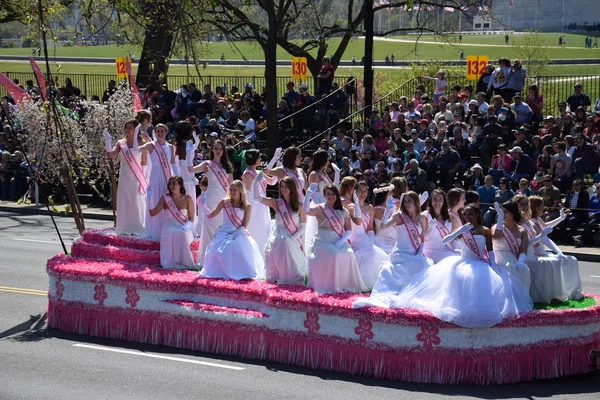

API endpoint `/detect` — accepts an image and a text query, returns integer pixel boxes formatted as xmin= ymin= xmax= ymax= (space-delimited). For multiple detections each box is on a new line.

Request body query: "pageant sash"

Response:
xmin=284 ymin=167 xmax=305 ymax=201
xmin=224 ymin=200 xmax=245 ymax=230
xmin=153 ymin=141 xmax=172 ymax=186
xmin=461 ymin=231 xmax=487 ymax=260
xmin=521 ymin=222 xmax=540 ymax=248
xmin=502 ymin=228 xmax=520 ymax=258
xmin=276 ymin=198 xmax=304 ymax=251
xmin=316 ymin=171 xmax=332 ymax=185
xmin=399 ymin=213 xmax=422 ymax=252
xmin=207 ymin=161 xmax=229 ymax=193
xmin=320 ymin=205 xmax=344 ymax=238
xmin=163 ymin=194 xmax=187 ymax=226
xmin=449 ymin=209 xmax=461 ymax=225
xmin=435 ymin=219 xmax=451 ymax=239
xmin=119 ymin=139 xmax=148 ymax=195
xmin=361 ymin=211 xmax=370 ymax=233
xmin=243 ymin=169 xmax=267 ymax=194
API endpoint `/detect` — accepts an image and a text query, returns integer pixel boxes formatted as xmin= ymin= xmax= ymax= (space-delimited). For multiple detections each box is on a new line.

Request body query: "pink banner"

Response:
xmin=0 ymin=72 xmax=31 ymax=107
xmin=125 ymin=57 xmax=143 ymax=111
xmin=29 ymin=57 xmax=47 ymax=101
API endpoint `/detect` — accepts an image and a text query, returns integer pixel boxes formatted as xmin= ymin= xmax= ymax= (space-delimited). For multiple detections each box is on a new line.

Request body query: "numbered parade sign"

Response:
xmin=291 ymin=57 xmax=308 ymax=80
xmin=466 ymin=55 xmax=488 ymax=81
xmin=116 ymin=57 xmax=129 ymax=79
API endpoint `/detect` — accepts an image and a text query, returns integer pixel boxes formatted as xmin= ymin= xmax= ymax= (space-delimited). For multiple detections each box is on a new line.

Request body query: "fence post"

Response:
xmin=84 ymin=74 xmax=88 ymax=98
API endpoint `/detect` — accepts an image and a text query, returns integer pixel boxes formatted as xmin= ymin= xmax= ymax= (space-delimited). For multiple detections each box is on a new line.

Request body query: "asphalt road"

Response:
xmin=1 ymin=211 xmax=600 ymax=400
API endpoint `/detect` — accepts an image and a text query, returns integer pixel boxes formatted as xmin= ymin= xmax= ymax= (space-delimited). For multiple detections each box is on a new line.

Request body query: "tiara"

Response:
xmin=373 ymin=184 xmax=395 ymax=194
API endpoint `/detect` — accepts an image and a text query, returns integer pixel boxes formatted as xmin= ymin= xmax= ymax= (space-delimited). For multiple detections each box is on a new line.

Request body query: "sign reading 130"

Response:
xmin=291 ymin=57 xmax=307 ymax=80
xmin=466 ymin=55 xmax=489 ymax=80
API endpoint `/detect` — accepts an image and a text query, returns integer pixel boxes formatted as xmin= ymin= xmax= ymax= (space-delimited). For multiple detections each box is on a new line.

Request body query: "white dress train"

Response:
xmin=200 ymin=205 xmax=265 ymax=280
xmin=349 ymin=212 xmax=387 ymax=290
xmin=145 ymin=143 xmax=173 ymax=239
xmin=160 ymin=209 xmax=195 ymax=269
xmin=197 ymin=161 xmax=228 ymax=266
xmin=307 ymin=207 xmax=366 ymax=294
xmin=353 ymin=222 xmax=433 ymax=308
xmin=116 ymin=147 xmax=146 ymax=236
xmin=264 ymin=209 xmax=307 ymax=285
xmin=386 ymin=235 xmax=531 ymax=328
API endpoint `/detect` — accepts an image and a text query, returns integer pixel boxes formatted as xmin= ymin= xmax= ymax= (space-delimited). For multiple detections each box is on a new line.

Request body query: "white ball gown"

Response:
xmin=388 ymin=234 xmax=532 ymax=328
xmin=373 ymin=206 xmax=397 ymax=254
xmin=197 ymin=161 xmax=228 ymax=266
xmin=244 ymin=169 xmax=271 ymax=256
xmin=264 ymin=201 xmax=307 ymax=285
xmin=177 ymin=145 xmax=198 ymax=235
xmin=526 ymin=218 xmax=583 ymax=303
xmin=145 ymin=143 xmax=173 ymax=239
xmin=307 ymin=206 xmax=367 ymax=294
xmin=200 ymin=202 xmax=265 ymax=280
xmin=492 ymin=232 xmax=532 ymax=292
xmin=349 ymin=211 xmax=387 ymax=289
xmin=353 ymin=220 xmax=434 ymax=308
xmin=160 ymin=208 xmax=195 ymax=269
xmin=304 ymin=179 xmax=328 ymax=254
xmin=116 ymin=144 xmax=146 ymax=236
xmin=422 ymin=213 xmax=457 ymax=263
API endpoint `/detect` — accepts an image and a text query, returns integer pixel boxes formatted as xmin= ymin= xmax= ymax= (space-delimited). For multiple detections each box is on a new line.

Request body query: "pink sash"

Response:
xmin=276 ymin=199 xmax=304 ymax=251
xmin=502 ymin=228 xmax=520 ymax=258
xmin=243 ymin=169 xmax=267 ymax=194
xmin=435 ymin=219 xmax=450 ymax=239
xmin=316 ymin=171 xmax=332 ymax=185
xmin=163 ymin=194 xmax=187 ymax=226
xmin=449 ymin=209 xmax=461 ymax=225
xmin=399 ymin=213 xmax=422 ymax=252
xmin=319 ymin=205 xmax=344 ymax=238
xmin=208 ymin=161 xmax=229 ymax=192
xmin=284 ymin=168 xmax=305 ymax=200
xmin=521 ymin=222 xmax=539 ymax=248
xmin=223 ymin=200 xmax=246 ymax=232
xmin=153 ymin=141 xmax=172 ymax=186
xmin=119 ymin=139 xmax=148 ymax=195
xmin=461 ymin=231 xmax=488 ymax=260
xmin=361 ymin=211 xmax=370 ymax=233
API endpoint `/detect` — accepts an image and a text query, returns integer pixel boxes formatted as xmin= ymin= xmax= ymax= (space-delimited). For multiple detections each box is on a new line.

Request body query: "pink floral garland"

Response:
xmin=81 ymin=228 xmax=200 ymax=252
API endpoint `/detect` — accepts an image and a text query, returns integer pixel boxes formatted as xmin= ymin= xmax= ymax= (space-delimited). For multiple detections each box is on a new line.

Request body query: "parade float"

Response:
xmin=46 ymin=228 xmax=600 ymax=385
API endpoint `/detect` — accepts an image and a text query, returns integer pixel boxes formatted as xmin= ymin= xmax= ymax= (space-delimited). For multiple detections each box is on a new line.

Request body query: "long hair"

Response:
xmin=356 ymin=181 xmax=370 ymax=205
xmin=228 ymin=180 xmax=247 ymax=209
xmin=427 ymin=188 xmax=450 ymax=221
xmin=174 ymin=120 xmax=193 ymax=159
xmin=280 ymin=176 xmax=300 ymax=213
xmin=390 ymin=176 xmax=406 ymax=199
xmin=463 ymin=203 xmax=482 ymax=226
xmin=339 ymin=176 xmax=357 ymax=199
xmin=167 ymin=176 xmax=186 ymax=195
xmin=310 ymin=149 xmax=329 ymax=172
xmin=401 ymin=191 xmax=420 ymax=219
xmin=210 ymin=139 xmax=233 ymax=173
xmin=502 ymin=200 xmax=522 ymax=223
xmin=123 ymin=118 xmax=139 ymax=137
xmin=447 ymin=188 xmax=465 ymax=209
xmin=323 ymin=184 xmax=343 ymax=211
xmin=529 ymin=196 xmax=544 ymax=219
xmin=512 ymin=193 xmax=529 ymax=219
xmin=373 ymin=183 xmax=390 ymax=207
xmin=282 ymin=147 xmax=300 ymax=169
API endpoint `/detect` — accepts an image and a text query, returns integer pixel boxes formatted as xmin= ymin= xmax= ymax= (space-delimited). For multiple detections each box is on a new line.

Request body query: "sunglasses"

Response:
xmin=543 ymin=179 xmax=551 ymax=183
xmin=519 ymin=183 xmax=528 ymax=186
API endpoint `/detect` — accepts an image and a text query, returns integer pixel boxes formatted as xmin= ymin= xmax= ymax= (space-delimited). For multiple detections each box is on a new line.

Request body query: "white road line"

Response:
xmin=72 ymin=344 xmax=245 ymax=370
xmin=590 ymin=275 xmax=600 ymax=278
xmin=13 ymin=238 xmax=73 ymax=245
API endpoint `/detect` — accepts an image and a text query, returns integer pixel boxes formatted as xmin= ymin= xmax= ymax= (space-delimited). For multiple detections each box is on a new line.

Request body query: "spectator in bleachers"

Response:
xmin=406 ymin=159 xmax=427 ymax=193
xmin=506 ymin=59 xmax=526 ymax=100
xmin=478 ymin=175 xmax=497 ymax=221
xmin=509 ymin=146 xmax=534 ymax=183
xmin=574 ymin=184 xmax=600 ymax=247
xmin=538 ymin=174 xmax=562 ymax=222
xmin=573 ymin=133 xmax=599 ymax=179
xmin=435 ymin=140 xmax=461 ymax=191
xmin=548 ymin=142 xmax=572 ymax=192
xmin=566 ymin=83 xmax=591 ymax=112
xmin=562 ymin=179 xmax=589 ymax=244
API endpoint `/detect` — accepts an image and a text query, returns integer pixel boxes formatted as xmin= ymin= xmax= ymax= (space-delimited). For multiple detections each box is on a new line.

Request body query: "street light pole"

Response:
xmin=364 ymin=0 xmax=374 ymax=119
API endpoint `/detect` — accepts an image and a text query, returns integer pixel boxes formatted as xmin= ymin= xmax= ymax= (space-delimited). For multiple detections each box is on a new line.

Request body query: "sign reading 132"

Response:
xmin=291 ymin=57 xmax=307 ymax=80
xmin=115 ymin=57 xmax=130 ymax=79
xmin=466 ymin=55 xmax=489 ymax=80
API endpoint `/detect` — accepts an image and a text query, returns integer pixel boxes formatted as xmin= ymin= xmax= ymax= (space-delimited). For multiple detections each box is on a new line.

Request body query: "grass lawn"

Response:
xmin=0 ymin=33 xmax=595 ymax=62
xmin=533 ymin=296 xmax=596 ymax=310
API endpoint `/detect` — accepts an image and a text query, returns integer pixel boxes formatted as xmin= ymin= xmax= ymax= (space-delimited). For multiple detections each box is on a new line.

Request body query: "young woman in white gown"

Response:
xmin=525 ymin=196 xmax=583 ymax=302
xmin=491 ymin=200 xmax=533 ymax=293
xmin=389 ymin=176 xmax=407 ymax=209
xmin=138 ymin=123 xmax=176 ymax=239
xmin=192 ymin=140 xmax=233 ymax=266
xmin=354 ymin=191 xmax=434 ymax=307
xmin=148 ymin=176 xmax=195 ymax=269
xmin=347 ymin=181 xmax=388 ymax=289
xmin=304 ymin=150 xmax=341 ymax=253
xmin=422 ymin=189 xmax=457 ymax=263
xmin=173 ymin=121 xmax=198 ymax=234
xmin=263 ymin=146 xmax=306 ymax=203
xmin=339 ymin=176 xmax=357 ymax=208
xmin=242 ymin=149 xmax=277 ymax=257
xmin=373 ymin=183 xmax=396 ymax=253
xmin=304 ymin=183 xmax=366 ymax=294
xmin=103 ymin=119 xmax=148 ymax=236
xmin=254 ymin=174 xmax=307 ymax=285
xmin=198 ymin=180 xmax=264 ymax=280
xmin=383 ymin=204 xmax=532 ymax=328
xmin=446 ymin=188 xmax=466 ymax=231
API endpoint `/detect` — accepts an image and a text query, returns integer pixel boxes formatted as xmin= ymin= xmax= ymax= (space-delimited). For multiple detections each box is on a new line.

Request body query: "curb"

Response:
xmin=562 ymin=250 xmax=600 ymax=263
xmin=0 ymin=205 xmax=114 ymax=221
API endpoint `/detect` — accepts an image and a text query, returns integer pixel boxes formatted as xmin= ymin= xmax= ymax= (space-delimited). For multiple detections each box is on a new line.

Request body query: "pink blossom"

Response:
xmin=354 ymin=318 xmax=374 ymax=343
xmin=125 ymin=286 xmax=140 ymax=308
xmin=93 ymin=284 xmax=108 ymax=306
xmin=303 ymin=312 xmax=320 ymax=334
xmin=416 ymin=325 xmax=441 ymax=350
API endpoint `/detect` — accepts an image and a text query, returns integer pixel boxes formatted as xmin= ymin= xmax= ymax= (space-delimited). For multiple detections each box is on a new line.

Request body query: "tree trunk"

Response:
xmin=135 ymin=1 xmax=175 ymax=90
xmin=264 ymin=6 xmax=280 ymax=158
xmin=62 ymin=168 xmax=85 ymax=235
